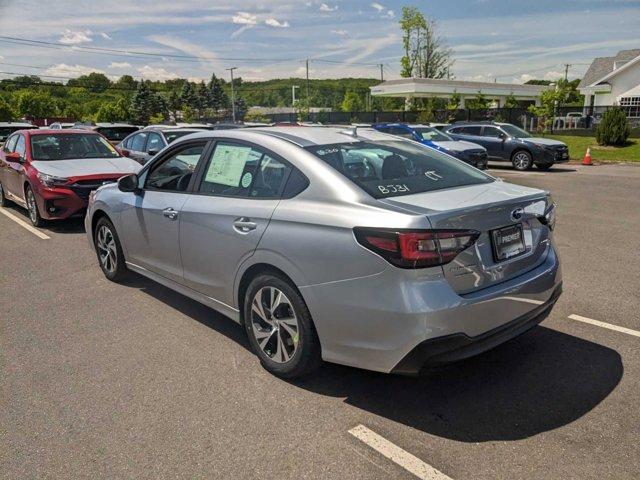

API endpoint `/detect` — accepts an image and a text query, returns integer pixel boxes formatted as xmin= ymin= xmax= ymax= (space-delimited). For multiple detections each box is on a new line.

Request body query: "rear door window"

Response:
xmin=130 ymin=132 xmax=148 ymax=151
xmin=459 ymin=126 xmax=482 ymax=135
xmin=305 ymin=140 xmax=493 ymax=199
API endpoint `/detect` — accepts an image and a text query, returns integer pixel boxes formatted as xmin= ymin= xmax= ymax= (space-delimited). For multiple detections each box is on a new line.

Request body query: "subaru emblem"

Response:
xmin=511 ymin=207 xmax=524 ymax=221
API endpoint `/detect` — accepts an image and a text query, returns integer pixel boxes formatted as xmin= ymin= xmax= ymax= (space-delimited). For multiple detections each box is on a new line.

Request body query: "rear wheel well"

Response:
xmin=237 ymin=263 xmax=298 ymax=326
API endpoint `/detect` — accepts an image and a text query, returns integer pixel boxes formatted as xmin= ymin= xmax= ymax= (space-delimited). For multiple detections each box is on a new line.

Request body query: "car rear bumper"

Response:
xmin=391 ymin=283 xmax=562 ymax=375
xmin=301 ymin=244 xmax=562 ymax=374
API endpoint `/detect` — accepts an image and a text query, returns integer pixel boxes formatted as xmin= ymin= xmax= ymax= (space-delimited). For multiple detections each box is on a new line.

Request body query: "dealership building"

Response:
xmin=370 ymin=78 xmax=551 ymax=107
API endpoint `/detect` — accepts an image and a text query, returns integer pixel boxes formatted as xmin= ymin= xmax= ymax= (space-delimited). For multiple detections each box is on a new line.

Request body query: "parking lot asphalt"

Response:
xmin=1 ymin=163 xmax=639 ymax=480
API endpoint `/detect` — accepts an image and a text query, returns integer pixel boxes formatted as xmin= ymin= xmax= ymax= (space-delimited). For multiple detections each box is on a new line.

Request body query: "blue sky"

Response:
xmin=0 ymin=0 xmax=638 ymax=83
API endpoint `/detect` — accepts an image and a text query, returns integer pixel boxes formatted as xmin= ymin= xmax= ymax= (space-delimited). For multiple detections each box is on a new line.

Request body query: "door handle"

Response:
xmin=163 ymin=207 xmax=179 ymax=220
xmin=233 ymin=218 xmax=257 ymax=232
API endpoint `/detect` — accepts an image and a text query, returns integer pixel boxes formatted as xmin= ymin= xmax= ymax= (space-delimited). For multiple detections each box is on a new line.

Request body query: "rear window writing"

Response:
xmin=305 ymin=140 xmax=493 ymax=199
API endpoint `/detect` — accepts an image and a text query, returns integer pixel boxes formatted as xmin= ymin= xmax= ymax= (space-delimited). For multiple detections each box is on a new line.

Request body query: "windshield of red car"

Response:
xmin=30 ymin=134 xmax=121 ymax=161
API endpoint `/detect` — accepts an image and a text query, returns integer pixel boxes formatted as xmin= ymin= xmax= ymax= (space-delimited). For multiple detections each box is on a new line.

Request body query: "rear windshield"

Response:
xmin=412 ymin=127 xmax=452 ymax=142
xmin=165 ymin=130 xmax=200 ymax=144
xmin=305 ymin=140 xmax=493 ymax=199
xmin=96 ymin=126 xmax=139 ymax=141
xmin=30 ymin=133 xmax=120 ymax=161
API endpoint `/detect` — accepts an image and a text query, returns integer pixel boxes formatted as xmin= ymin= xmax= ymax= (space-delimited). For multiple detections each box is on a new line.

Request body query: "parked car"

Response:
xmin=77 ymin=123 xmax=140 ymax=145
xmin=0 ymin=122 xmax=38 ymax=145
xmin=445 ymin=121 xmax=569 ymax=170
xmin=85 ymin=127 xmax=561 ymax=378
xmin=373 ymin=123 xmax=488 ymax=169
xmin=0 ymin=129 xmax=140 ymax=227
xmin=553 ymin=112 xmax=589 ymax=130
xmin=48 ymin=122 xmax=75 ymax=130
xmin=117 ymin=126 xmax=204 ymax=165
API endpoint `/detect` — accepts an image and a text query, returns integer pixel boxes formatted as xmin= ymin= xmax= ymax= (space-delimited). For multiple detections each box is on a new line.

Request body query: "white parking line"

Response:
xmin=0 ymin=207 xmax=50 ymax=240
xmin=568 ymin=314 xmax=640 ymax=338
xmin=349 ymin=425 xmax=453 ymax=480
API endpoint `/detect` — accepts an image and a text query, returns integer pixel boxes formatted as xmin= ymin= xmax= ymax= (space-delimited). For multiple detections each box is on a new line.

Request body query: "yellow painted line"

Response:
xmin=0 ymin=207 xmax=50 ymax=239
xmin=349 ymin=425 xmax=453 ymax=480
xmin=568 ymin=314 xmax=640 ymax=338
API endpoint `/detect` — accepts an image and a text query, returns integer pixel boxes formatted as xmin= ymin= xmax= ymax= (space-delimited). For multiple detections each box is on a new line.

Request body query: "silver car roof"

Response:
xmin=181 ymin=126 xmax=397 ymax=148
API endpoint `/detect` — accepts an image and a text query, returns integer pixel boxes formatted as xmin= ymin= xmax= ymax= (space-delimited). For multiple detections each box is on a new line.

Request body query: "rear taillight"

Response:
xmin=354 ymin=227 xmax=480 ymax=269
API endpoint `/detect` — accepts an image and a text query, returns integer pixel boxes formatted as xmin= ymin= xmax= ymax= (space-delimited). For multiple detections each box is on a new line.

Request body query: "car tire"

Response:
xmin=536 ymin=163 xmax=553 ymax=171
xmin=512 ymin=150 xmax=533 ymax=171
xmin=25 ymin=186 xmax=45 ymax=227
xmin=93 ymin=216 xmax=129 ymax=282
xmin=0 ymin=181 xmax=12 ymax=207
xmin=244 ymin=273 xmax=322 ymax=378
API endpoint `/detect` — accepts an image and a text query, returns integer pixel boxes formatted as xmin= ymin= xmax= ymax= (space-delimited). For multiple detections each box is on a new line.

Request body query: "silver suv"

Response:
xmin=86 ymin=127 xmax=562 ymax=378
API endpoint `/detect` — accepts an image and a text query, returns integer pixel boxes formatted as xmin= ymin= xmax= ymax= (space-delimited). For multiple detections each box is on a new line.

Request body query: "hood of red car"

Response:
xmin=31 ymin=157 xmax=141 ymax=177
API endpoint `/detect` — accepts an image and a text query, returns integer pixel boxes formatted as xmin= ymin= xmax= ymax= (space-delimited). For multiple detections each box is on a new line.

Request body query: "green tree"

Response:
xmin=180 ymin=81 xmax=197 ymax=110
xmin=96 ymin=98 xmax=129 ymax=122
xmin=207 ymin=73 xmax=229 ymax=110
xmin=195 ymin=81 xmax=210 ymax=118
xmin=68 ymin=72 xmax=112 ymax=93
xmin=0 ymin=96 xmax=16 ymax=121
xmin=596 ymin=107 xmax=631 ymax=146
xmin=400 ymin=6 xmax=452 ymax=79
xmin=16 ymin=90 xmax=58 ymax=118
xmin=62 ymin=103 xmax=83 ymax=121
xmin=130 ymin=81 xmax=157 ymax=124
xmin=114 ymin=75 xmax=137 ymax=91
xmin=341 ymin=91 xmax=365 ymax=112
xmin=504 ymin=93 xmax=519 ymax=108
xmin=467 ymin=91 xmax=490 ymax=109
xmin=166 ymin=89 xmax=182 ymax=122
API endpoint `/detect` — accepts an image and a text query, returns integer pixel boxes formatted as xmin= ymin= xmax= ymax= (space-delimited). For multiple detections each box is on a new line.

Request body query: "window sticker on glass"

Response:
xmin=205 ymin=144 xmax=252 ymax=187
xmin=241 ymin=172 xmax=253 ymax=188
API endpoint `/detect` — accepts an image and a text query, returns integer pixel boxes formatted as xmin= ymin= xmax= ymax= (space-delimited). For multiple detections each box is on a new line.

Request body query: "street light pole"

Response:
xmin=226 ymin=66 xmax=237 ymax=122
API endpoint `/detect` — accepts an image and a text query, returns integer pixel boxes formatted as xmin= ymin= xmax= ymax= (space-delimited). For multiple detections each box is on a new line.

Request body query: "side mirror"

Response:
xmin=6 ymin=152 xmax=24 ymax=164
xmin=118 ymin=173 xmax=140 ymax=193
xmin=147 ymin=148 xmax=159 ymax=156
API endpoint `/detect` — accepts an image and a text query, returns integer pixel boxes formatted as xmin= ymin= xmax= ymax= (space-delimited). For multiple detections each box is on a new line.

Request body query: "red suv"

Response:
xmin=0 ymin=129 xmax=141 ymax=227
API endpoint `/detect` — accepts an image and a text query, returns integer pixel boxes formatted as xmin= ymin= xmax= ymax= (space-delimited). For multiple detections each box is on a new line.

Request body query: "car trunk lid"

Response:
xmin=380 ymin=181 xmax=552 ymax=294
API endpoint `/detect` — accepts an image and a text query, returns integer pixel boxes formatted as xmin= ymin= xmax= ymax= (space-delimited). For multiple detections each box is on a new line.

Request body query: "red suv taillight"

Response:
xmin=354 ymin=227 xmax=480 ymax=269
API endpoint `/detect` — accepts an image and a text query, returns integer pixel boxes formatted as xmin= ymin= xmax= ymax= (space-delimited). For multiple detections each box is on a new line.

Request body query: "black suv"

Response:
xmin=445 ymin=122 xmax=569 ymax=171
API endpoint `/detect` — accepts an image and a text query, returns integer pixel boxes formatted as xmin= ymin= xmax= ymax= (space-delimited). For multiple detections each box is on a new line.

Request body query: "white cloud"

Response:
xmin=137 ymin=65 xmax=179 ymax=81
xmin=384 ymin=10 xmax=394 ymax=18
xmin=331 ymin=29 xmax=348 ymax=36
xmin=265 ymin=18 xmax=290 ymax=28
xmin=232 ymin=11 xmax=258 ymax=25
xmin=319 ymin=3 xmax=337 ymax=12
xmin=371 ymin=2 xmax=384 ymax=13
xmin=370 ymin=3 xmax=393 ymax=18
xmin=59 ymin=29 xmax=93 ymax=45
xmin=147 ymin=35 xmax=217 ymax=61
xmin=100 ymin=32 xmax=112 ymax=40
xmin=108 ymin=61 xmax=132 ymax=69
xmin=45 ymin=63 xmax=105 ymax=77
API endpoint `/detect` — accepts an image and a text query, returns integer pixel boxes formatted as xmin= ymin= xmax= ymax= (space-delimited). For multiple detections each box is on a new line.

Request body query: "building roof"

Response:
xmin=370 ymin=77 xmax=549 ymax=98
xmin=578 ymin=49 xmax=640 ymax=88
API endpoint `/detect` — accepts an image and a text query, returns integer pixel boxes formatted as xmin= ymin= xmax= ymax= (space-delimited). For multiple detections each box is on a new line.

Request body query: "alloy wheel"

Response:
xmin=513 ymin=152 xmax=531 ymax=170
xmin=250 ymin=286 xmax=299 ymax=363
xmin=26 ymin=189 xmax=38 ymax=224
xmin=96 ymin=225 xmax=117 ymax=274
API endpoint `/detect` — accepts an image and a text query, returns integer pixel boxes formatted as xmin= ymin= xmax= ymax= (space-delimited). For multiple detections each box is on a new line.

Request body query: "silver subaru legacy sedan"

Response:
xmin=85 ymin=126 xmax=561 ymax=378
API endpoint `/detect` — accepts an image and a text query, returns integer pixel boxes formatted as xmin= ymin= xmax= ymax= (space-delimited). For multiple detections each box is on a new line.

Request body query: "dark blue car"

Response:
xmin=373 ymin=123 xmax=488 ymax=169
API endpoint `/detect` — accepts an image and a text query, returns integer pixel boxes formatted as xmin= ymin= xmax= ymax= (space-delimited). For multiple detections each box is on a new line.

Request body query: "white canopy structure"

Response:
xmin=370 ymin=78 xmax=550 ymax=107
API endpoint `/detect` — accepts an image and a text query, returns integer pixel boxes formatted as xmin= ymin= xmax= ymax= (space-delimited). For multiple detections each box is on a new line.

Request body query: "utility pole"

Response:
xmin=226 ymin=66 xmax=237 ymax=122
xmin=379 ymin=64 xmax=384 ymax=82
xmin=564 ymin=64 xmax=571 ymax=82
xmin=305 ymin=59 xmax=310 ymax=100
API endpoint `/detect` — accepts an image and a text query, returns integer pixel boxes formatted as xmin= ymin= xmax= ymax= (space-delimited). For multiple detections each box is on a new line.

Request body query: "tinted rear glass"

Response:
xmin=165 ymin=130 xmax=200 ymax=144
xmin=96 ymin=126 xmax=139 ymax=141
xmin=304 ymin=140 xmax=493 ymax=199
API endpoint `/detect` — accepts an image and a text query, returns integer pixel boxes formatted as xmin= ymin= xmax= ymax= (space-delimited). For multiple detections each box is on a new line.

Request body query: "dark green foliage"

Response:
xmin=596 ymin=107 xmax=631 ymax=146
xmin=130 ymin=81 xmax=165 ymax=124
xmin=67 ymin=73 xmax=112 ymax=93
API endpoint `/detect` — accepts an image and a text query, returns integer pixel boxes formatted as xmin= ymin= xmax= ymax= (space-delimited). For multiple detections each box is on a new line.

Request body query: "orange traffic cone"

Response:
xmin=582 ymin=147 xmax=593 ymax=166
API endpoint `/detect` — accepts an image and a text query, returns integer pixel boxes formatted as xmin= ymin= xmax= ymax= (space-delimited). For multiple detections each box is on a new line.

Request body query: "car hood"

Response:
xmin=431 ymin=140 xmax=486 ymax=152
xmin=32 ymin=157 xmax=141 ymax=178
xmin=522 ymin=137 xmax=567 ymax=147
